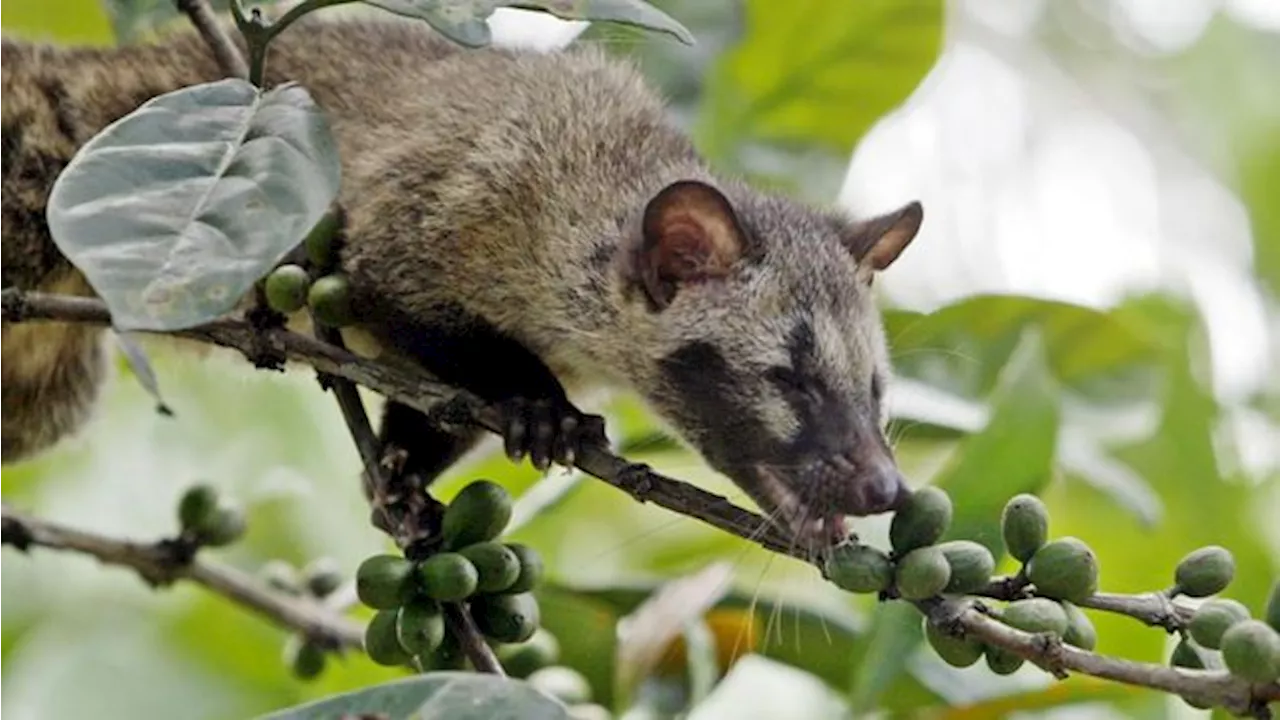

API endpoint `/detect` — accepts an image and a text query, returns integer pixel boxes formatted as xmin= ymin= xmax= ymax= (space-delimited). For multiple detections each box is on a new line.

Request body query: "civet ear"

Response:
xmin=634 ymin=180 xmax=748 ymax=311
xmin=842 ymin=201 xmax=923 ymax=275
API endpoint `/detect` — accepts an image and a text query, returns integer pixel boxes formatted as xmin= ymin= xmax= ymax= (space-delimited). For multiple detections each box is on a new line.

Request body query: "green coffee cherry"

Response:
xmin=936 ymin=540 xmax=996 ymax=594
xmin=1061 ymin=601 xmax=1097 ymax=651
xmin=195 ymin=504 xmax=247 ymax=547
xmin=304 ymin=208 xmax=343 ymax=270
xmin=1027 ymin=537 xmax=1098 ymax=603
xmin=474 ymin=592 xmax=540 ymax=643
xmin=264 ymin=264 xmax=311 ymax=314
xmin=177 ymin=484 xmax=219 ymax=531
xmin=1170 ymin=638 xmax=1207 ymax=670
xmin=503 ymin=543 xmax=544 ymax=595
xmin=889 ymin=486 xmax=952 ymax=554
xmin=365 ymin=609 xmax=412 ymax=667
xmin=418 ymin=553 xmax=479 ymax=602
xmin=283 ymin=635 xmax=326 ymax=680
xmin=460 ymin=542 xmax=521 ymax=594
xmin=823 ymin=543 xmax=892 ymax=594
xmin=1174 ymin=545 xmax=1235 ymax=598
xmin=528 ymin=666 xmax=592 ymax=705
xmin=985 ymin=646 xmax=1024 ymax=675
xmin=1188 ymin=599 xmax=1251 ymax=650
xmin=1266 ymin=580 xmax=1280 ymax=633
xmin=356 ymin=554 xmax=416 ymax=610
xmin=260 ymin=560 xmax=303 ymax=596
xmin=396 ymin=598 xmax=445 ymax=656
xmin=496 ymin=628 xmax=561 ymax=679
xmin=1172 ymin=639 xmax=1216 ymax=709
xmin=302 ymin=557 xmax=343 ymax=598
xmin=423 ymin=630 xmax=469 ymax=671
xmin=308 ymin=274 xmax=355 ymax=328
xmin=1220 ymin=620 xmax=1280 ymax=683
xmin=895 ymin=546 xmax=951 ymax=600
xmin=443 ymin=480 xmax=513 ymax=550
xmin=922 ymin=619 xmax=983 ymax=668
xmin=1002 ymin=598 xmax=1069 ymax=637
xmin=1001 ymin=493 xmax=1049 ymax=562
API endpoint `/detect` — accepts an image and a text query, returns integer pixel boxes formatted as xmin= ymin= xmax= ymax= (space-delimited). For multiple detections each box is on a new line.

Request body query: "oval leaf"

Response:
xmin=505 ymin=0 xmax=693 ymax=44
xmin=47 ymin=78 xmax=341 ymax=331
xmin=361 ymin=0 xmax=495 ymax=47
xmin=256 ymin=672 xmax=571 ymax=720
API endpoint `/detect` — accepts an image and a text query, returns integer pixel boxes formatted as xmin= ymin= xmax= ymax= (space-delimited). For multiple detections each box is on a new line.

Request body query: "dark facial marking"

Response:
xmin=658 ymin=341 xmax=776 ymax=466
xmin=763 ymin=320 xmax=860 ymax=459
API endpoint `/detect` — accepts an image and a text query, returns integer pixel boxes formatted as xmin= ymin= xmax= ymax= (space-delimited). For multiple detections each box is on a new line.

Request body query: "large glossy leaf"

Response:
xmin=884 ymin=294 xmax=1160 ymax=401
xmin=695 ymin=0 xmax=943 ymax=165
xmin=46 ymin=78 xmax=341 ymax=331
xmin=361 ymin=0 xmax=692 ymax=48
xmin=256 ymin=673 xmax=571 ymax=719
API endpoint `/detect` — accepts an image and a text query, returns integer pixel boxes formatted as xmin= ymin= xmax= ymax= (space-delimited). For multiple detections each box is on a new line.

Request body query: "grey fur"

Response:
xmin=1 ymin=16 xmax=922 ymax=539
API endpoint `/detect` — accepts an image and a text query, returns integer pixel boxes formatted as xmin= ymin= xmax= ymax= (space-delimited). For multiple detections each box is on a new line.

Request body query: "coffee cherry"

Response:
xmin=396 ymin=598 xmax=445 ymax=656
xmin=460 ymin=542 xmax=521 ymax=594
xmin=364 ymin=609 xmax=412 ymax=667
xmin=889 ymin=486 xmax=952 ymax=554
xmin=307 ymin=274 xmax=354 ymax=327
xmin=264 ymin=264 xmax=310 ymax=313
xmin=1188 ymin=599 xmax=1250 ymax=650
xmin=496 ymin=628 xmax=561 ymax=679
xmin=1001 ymin=493 xmax=1048 ymax=562
xmin=895 ymin=546 xmax=951 ymax=600
xmin=923 ymin=619 xmax=983 ymax=668
xmin=473 ymin=592 xmax=540 ymax=643
xmin=1174 ymin=545 xmax=1235 ymax=598
xmin=283 ymin=635 xmax=326 ymax=680
xmin=177 ymin=484 xmax=219 ymax=532
xmin=1220 ymin=620 xmax=1280 ymax=683
xmin=1027 ymin=537 xmax=1098 ymax=603
xmin=1061 ymin=601 xmax=1097 ymax=651
xmin=356 ymin=554 xmax=416 ymax=610
xmin=443 ymin=480 xmax=513 ymax=550
xmin=503 ymin=543 xmax=544 ymax=595
xmin=417 ymin=553 xmax=479 ymax=602
xmin=1002 ymin=598 xmax=1069 ymax=637
xmin=936 ymin=540 xmax=995 ymax=594
xmin=824 ymin=543 xmax=892 ymax=594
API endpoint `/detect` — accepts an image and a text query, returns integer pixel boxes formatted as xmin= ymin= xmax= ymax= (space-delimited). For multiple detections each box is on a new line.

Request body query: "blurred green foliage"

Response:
xmin=3 ymin=1 xmax=1278 ymax=719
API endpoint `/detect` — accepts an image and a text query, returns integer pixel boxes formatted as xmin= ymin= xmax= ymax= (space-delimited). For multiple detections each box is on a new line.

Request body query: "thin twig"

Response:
xmin=8 ymin=289 xmax=1277 ymax=714
xmin=976 ymin=578 xmax=1196 ymax=632
xmin=920 ymin=597 xmax=1279 ymax=719
xmin=108 ymin=0 xmax=506 ymax=671
xmin=311 ymin=321 xmax=505 ymax=676
xmin=0 ymin=290 xmax=795 ymax=558
xmin=1 ymin=504 xmax=364 ymax=649
xmin=174 ymin=0 xmax=249 ymax=78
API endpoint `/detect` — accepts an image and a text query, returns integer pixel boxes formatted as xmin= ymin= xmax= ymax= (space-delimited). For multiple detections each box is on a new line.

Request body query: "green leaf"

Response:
xmin=255 ymin=672 xmax=572 ymax=719
xmin=934 ymin=328 xmax=1061 ymax=554
xmin=696 ymin=0 xmax=943 ymax=165
xmin=360 ymin=0 xmax=692 ymax=48
xmin=847 ymin=601 xmax=923 ymax=711
xmin=46 ymin=78 xmax=341 ymax=331
xmin=884 ymin=294 xmax=1159 ymax=400
xmin=1 ymin=0 xmax=115 ymax=45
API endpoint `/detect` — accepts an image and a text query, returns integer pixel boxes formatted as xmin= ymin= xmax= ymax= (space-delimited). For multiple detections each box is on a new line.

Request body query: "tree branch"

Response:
xmin=977 ymin=578 xmax=1196 ymax=632
xmin=0 ymin=289 xmax=795 ymax=558
xmin=174 ymin=0 xmax=249 ymax=78
xmin=7 ymin=288 xmax=1278 ymax=715
xmin=921 ymin=597 xmax=1279 ymax=719
xmin=1 ymin=504 xmax=364 ymax=649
